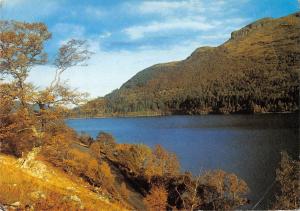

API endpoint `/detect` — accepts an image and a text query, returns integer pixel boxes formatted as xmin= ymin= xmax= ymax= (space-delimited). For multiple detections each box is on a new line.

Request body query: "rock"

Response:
xmin=30 ymin=191 xmax=46 ymax=200
xmin=63 ymin=195 xmax=82 ymax=203
xmin=18 ymin=147 xmax=48 ymax=179
xmin=70 ymin=195 xmax=81 ymax=203
xmin=62 ymin=195 xmax=84 ymax=209
xmin=11 ymin=201 xmax=20 ymax=207
xmin=0 ymin=204 xmax=6 ymax=211
xmin=231 ymin=17 xmax=273 ymax=40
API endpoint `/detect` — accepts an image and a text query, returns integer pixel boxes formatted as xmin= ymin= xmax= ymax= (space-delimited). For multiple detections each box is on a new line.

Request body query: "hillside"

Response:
xmin=0 ymin=151 xmax=125 ymax=210
xmin=75 ymin=12 xmax=300 ymax=117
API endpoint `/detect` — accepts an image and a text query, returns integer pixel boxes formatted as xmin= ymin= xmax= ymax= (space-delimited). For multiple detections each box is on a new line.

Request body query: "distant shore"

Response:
xmin=67 ymin=110 xmax=298 ymax=120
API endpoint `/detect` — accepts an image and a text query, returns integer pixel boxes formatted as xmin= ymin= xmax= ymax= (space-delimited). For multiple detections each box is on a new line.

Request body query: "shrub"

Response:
xmin=144 ymin=185 xmax=168 ymax=211
xmin=0 ymin=108 xmax=38 ymax=157
xmin=273 ymin=151 xmax=299 ymax=209
xmin=164 ymin=170 xmax=249 ymax=210
xmin=78 ymin=133 xmax=93 ymax=146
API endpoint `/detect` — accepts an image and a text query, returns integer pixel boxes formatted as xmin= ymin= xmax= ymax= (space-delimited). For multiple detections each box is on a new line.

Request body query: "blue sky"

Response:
xmin=1 ymin=0 xmax=299 ymax=97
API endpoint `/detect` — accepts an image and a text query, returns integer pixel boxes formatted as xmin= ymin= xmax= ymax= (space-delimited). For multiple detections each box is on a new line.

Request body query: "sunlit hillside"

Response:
xmin=0 ymin=152 xmax=126 ymax=210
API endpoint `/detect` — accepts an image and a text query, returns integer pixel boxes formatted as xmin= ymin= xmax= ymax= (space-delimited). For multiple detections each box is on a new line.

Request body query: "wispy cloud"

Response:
xmin=122 ymin=0 xmax=248 ymax=40
xmin=135 ymin=0 xmax=205 ymax=15
xmin=130 ymin=0 xmax=238 ymax=16
xmin=124 ymin=17 xmax=216 ymax=40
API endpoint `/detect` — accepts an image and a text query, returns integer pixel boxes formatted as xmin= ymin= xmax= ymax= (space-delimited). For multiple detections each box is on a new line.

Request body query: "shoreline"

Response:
xmin=66 ymin=111 xmax=298 ymax=120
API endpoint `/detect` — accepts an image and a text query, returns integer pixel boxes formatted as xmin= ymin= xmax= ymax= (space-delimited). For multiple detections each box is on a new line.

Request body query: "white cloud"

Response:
xmin=135 ymin=0 xmax=205 ymax=15
xmin=122 ymin=0 xmax=248 ymax=40
xmin=124 ymin=17 xmax=216 ymax=40
xmin=131 ymin=0 xmax=243 ymax=16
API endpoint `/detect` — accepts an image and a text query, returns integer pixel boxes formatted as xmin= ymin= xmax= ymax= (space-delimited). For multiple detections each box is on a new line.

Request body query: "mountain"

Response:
xmin=75 ymin=12 xmax=300 ymax=117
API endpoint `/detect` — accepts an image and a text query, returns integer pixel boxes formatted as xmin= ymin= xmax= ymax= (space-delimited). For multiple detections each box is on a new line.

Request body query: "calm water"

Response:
xmin=66 ymin=114 xmax=299 ymax=209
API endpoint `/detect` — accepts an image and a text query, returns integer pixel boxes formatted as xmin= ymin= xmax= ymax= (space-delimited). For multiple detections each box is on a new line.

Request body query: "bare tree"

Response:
xmin=50 ymin=39 xmax=92 ymax=89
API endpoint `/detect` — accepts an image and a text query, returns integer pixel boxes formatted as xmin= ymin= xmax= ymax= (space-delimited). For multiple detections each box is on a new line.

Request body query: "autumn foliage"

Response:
xmin=144 ymin=186 xmax=168 ymax=211
xmin=273 ymin=151 xmax=299 ymax=209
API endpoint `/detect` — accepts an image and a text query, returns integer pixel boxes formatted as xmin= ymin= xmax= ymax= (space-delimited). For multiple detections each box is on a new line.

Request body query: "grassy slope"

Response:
xmin=0 ymin=153 xmax=126 ymax=211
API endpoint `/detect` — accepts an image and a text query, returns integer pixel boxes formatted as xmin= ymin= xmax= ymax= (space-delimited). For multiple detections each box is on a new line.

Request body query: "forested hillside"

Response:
xmin=76 ymin=12 xmax=300 ymax=117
